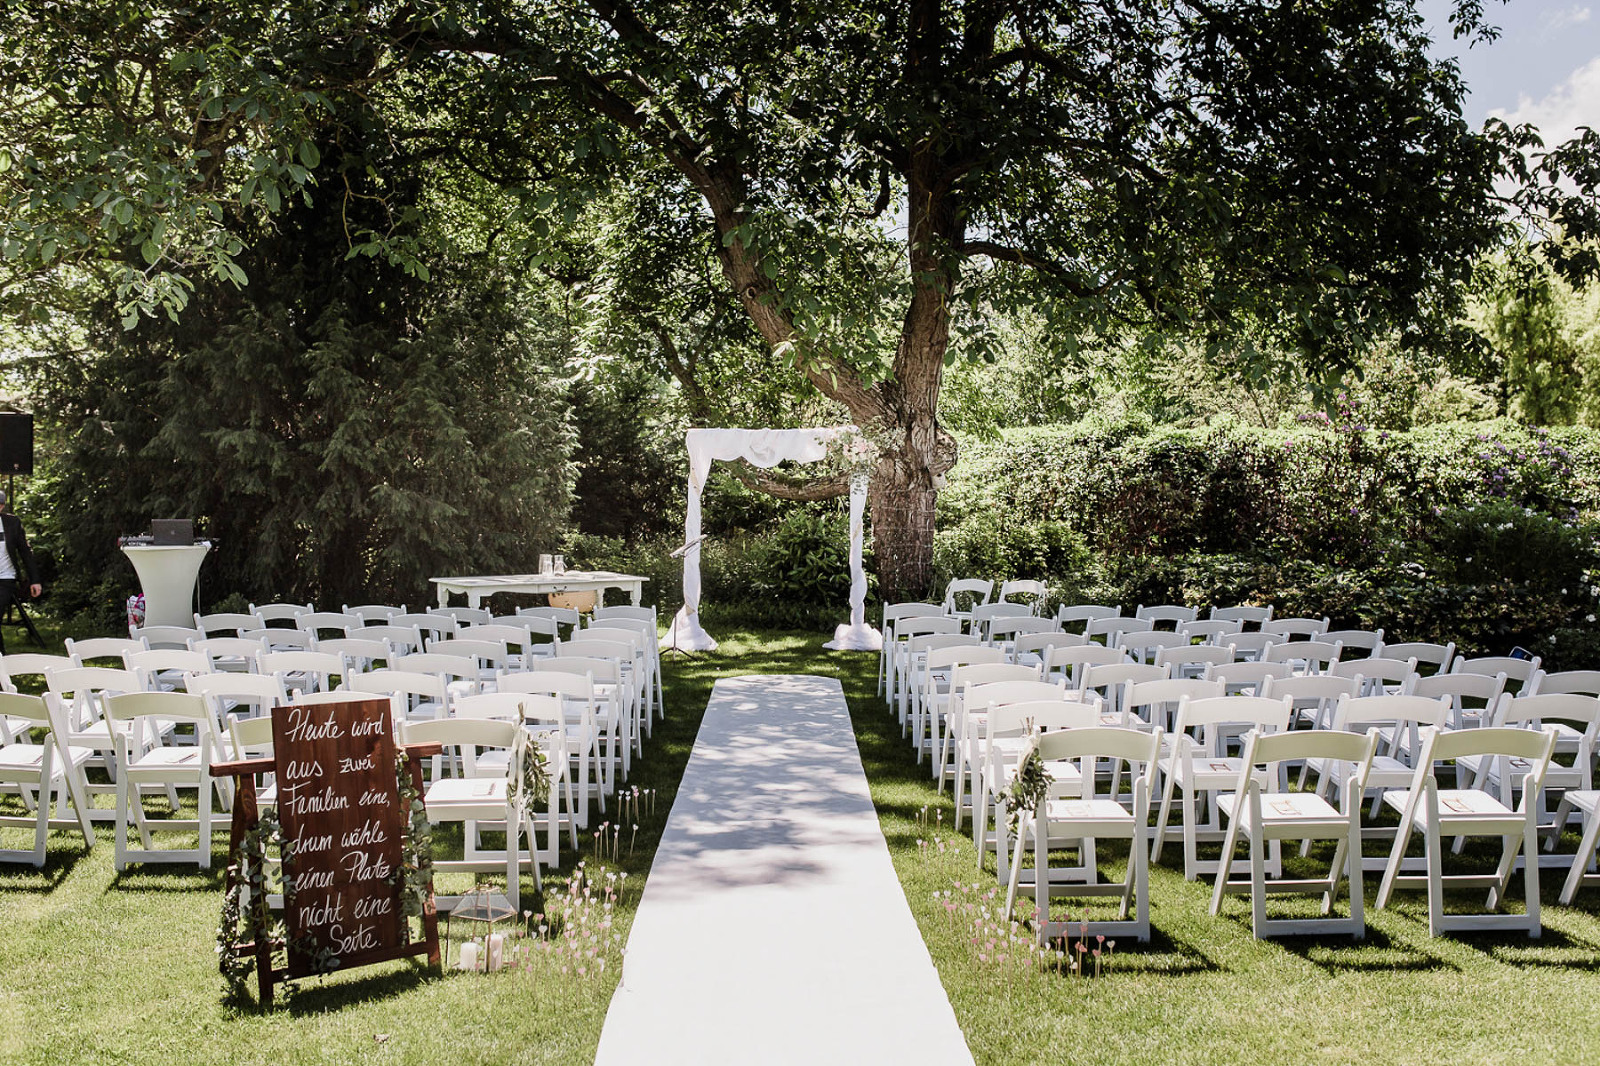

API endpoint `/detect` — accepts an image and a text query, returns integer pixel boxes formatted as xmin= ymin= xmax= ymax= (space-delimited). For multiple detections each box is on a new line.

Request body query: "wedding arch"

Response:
xmin=663 ymin=427 xmax=882 ymax=653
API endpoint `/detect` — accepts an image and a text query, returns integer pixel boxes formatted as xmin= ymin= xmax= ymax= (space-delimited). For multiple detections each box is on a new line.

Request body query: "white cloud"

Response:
xmin=1541 ymin=4 xmax=1592 ymax=34
xmin=1491 ymin=54 xmax=1600 ymax=146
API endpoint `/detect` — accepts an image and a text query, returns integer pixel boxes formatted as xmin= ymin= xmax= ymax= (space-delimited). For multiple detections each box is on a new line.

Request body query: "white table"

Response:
xmin=123 ymin=544 xmax=210 ymax=627
xmin=431 ymin=571 xmax=648 ymax=610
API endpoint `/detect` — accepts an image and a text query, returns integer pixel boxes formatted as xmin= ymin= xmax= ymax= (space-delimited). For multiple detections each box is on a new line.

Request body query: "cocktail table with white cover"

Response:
xmin=430 ymin=571 xmax=647 ymax=610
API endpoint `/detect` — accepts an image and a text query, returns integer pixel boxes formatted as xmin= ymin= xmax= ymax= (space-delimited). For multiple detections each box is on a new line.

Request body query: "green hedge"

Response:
xmin=936 ymin=417 xmax=1600 ymax=667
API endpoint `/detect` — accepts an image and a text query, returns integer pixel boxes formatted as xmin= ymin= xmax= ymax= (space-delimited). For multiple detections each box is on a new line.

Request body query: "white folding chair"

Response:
xmin=1260 ymin=616 xmax=1330 ymax=641
xmin=296 ymin=612 xmax=355 ymax=641
xmin=130 ymin=625 xmax=203 ymax=650
xmin=124 ymin=648 xmax=211 ymax=692
xmin=1004 ymin=726 xmax=1163 ymax=943
xmin=194 ymin=611 xmax=259 ymax=637
xmin=1325 ymin=628 xmax=1385 ymax=660
xmin=248 ymin=602 xmax=313 ymax=627
xmin=878 ymin=602 xmax=944 ymax=699
xmin=188 ymin=636 xmax=267 ymax=674
xmin=0 ymin=692 xmax=96 ymax=864
xmin=974 ymin=696 xmax=1100 ymax=873
xmin=501 ymin=670 xmax=607 ymax=825
xmin=1382 ymin=641 xmax=1456 ymax=677
xmin=105 ymin=690 xmax=227 ymax=870
xmin=1411 ymin=670 xmax=1506 ymax=731
xmin=942 ymin=578 xmax=994 ymax=630
xmin=914 ymin=644 xmax=1006 ymax=766
xmin=997 ymin=579 xmax=1049 ymax=614
xmin=66 ymin=636 xmax=147 ymax=668
xmin=343 ymin=668 xmax=450 ymax=722
xmin=342 ymin=603 xmax=404 ymax=624
xmin=257 ymin=650 xmax=347 ymax=698
xmin=1179 ymin=619 xmax=1243 ymax=644
xmin=403 ymin=717 xmax=539 ymax=899
xmin=1151 ymin=694 xmax=1292 ymax=880
xmin=1376 ymin=725 xmax=1557 ymax=936
xmin=1209 ymin=604 xmax=1273 ymax=628
xmin=1156 ymin=643 xmax=1235 ymax=681
xmin=1210 ymin=728 xmax=1378 ymax=938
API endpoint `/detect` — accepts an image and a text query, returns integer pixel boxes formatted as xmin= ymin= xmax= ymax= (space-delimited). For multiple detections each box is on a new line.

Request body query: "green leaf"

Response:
xmin=140 ymin=239 xmax=159 ymax=265
xmin=297 ymin=139 xmax=321 ymax=169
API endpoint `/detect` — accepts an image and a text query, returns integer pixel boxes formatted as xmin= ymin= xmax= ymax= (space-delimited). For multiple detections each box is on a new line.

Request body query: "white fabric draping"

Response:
xmin=823 ymin=474 xmax=882 ymax=651
xmin=664 ymin=427 xmax=881 ymax=653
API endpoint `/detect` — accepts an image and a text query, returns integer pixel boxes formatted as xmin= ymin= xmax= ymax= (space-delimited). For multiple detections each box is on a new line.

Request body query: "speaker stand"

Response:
xmin=4 ymin=598 xmax=44 ymax=649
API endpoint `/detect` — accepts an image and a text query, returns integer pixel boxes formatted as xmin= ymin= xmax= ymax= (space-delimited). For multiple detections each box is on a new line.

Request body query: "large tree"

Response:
xmin=4 ymin=1 xmax=1596 ymax=598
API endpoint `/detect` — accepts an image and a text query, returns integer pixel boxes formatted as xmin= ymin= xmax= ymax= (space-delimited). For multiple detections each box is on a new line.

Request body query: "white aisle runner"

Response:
xmin=593 ymin=674 xmax=975 ymax=1066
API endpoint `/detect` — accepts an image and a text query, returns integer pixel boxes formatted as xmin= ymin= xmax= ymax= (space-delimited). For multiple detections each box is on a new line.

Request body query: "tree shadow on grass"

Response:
xmin=1466 ymin=926 xmax=1600 ymax=969
xmin=108 ymin=864 xmax=225 ymax=893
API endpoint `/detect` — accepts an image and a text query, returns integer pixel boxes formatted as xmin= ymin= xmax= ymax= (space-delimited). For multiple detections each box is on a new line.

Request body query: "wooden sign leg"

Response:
xmin=404 ymin=747 xmax=442 ymax=970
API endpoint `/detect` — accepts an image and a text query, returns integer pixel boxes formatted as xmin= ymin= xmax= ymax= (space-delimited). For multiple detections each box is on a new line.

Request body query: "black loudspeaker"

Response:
xmin=0 ymin=414 xmax=33 ymax=475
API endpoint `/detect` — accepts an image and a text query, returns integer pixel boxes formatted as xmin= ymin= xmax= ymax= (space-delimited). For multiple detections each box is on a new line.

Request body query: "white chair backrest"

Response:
xmin=130 ymin=625 xmax=203 ymax=650
xmin=1174 ymin=694 xmax=1292 ymax=734
xmin=906 ymin=633 xmax=980 ymax=659
xmin=451 ymin=692 xmax=530 ymax=721
xmin=389 ymin=653 xmax=481 ymax=681
xmin=313 ymin=637 xmax=392 ymax=673
xmin=1209 ymin=604 xmax=1273 ymax=625
xmin=951 ymin=663 xmax=1041 ymax=698
xmin=970 ymin=602 xmax=1032 ymax=625
xmin=1454 ymin=655 xmax=1540 ymax=685
xmin=391 ymin=613 xmax=458 ymax=638
xmin=1043 ymin=643 xmax=1126 ymax=682
xmin=343 ymin=604 xmax=404 ymax=623
xmin=257 ymin=650 xmax=347 ymax=693
xmin=1056 ymin=604 xmax=1122 ymax=630
xmin=240 ymin=627 xmax=313 ymax=651
xmin=942 ymin=578 xmax=993 ymax=613
xmin=228 ymin=714 xmax=276 ymax=762
xmin=426 ymin=638 xmax=509 ymax=670
xmin=1179 ymin=619 xmax=1243 ymax=642
xmin=1135 ymin=604 xmax=1198 ymax=628
xmin=0 ymin=652 xmax=74 ymax=691
xmin=344 ymin=668 xmax=448 ymax=701
xmin=249 ymin=602 xmax=312 ymax=625
xmin=882 ymin=602 xmax=944 ymax=627
xmin=500 ymin=669 xmax=594 ymax=702
xmin=66 ymin=636 xmax=148 ymax=667
xmin=1260 ymin=616 xmax=1330 ymax=639
xmin=1261 ymin=673 xmax=1360 ymax=705
xmin=997 ymin=579 xmax=1049 ymax=611
xmin=1331 ymin=693 xmax=1450 ymax=730
xmin=431 ymin=606 xmax=493 ymax=626
xmin=985 ymin=698 xmax=1101 ymax=737
xmin=1011 ymin=631 xmax=1087 ymax=661
xmin=1330 ymin=656 xmax=1417 ymax=685
xmin=1532 ymin=670 xmax=1600 ymax=697
xmin=964 ymin=678 xmax=1070 ymax=710
xmin=1124 ymin=677 xmax=1225 ymax=726
xmin=125 ymin=648 xmax=211 ymax=687
xmin=592 ymin=605 xmax=658 ymax=624
xmin=898 ymin=616 xmax=965 ymax=641
xmin=1155 ymin=644 xmax=1235 ymax=672
xmin=347 ymin=624 xmax=424 ymax=654
xmin=297 ymin=612 xmax=355 ymax=638
xmin=1382 ymin=641 xmax=1456 ymax=673
xmin=184 ymin=671 xmax=289 ymax=714
xmin=194 ymin=612 xmax=259 ymax=636
xmin=1205 ymin=660 xmax=1296 ymax=695
xmin=1262 ymin=639 xmax=1343 ymax=672
xmin=924 ymin=644 xmax=1008 ymax=674
xmin=1085 ymin=615 xmax=1151 ymax=642
xmin=987 ymin=616 xmax=1060 ymax=642
xmin=1325 ymin=628 xmax=1385 ymax=657
xmin=189 ymin=637 xmax=266 ymax=671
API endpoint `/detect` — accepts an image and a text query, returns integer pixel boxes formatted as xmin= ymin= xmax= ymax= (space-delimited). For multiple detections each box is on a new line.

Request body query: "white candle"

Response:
xmin=487 ymin=933 xmax=504 ymax=972
xmin=458 ymin=941 xmax=480 ymax=971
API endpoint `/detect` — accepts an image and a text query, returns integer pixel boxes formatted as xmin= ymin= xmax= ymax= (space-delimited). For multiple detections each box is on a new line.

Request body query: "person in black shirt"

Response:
xmin=0 ymin=491 xmax=41 ymax=654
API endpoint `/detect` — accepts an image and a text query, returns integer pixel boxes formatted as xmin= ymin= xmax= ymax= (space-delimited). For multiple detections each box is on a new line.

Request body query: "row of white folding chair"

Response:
xmin=997 ymin=717 xmax=1562 ymax=941
xmin=590 ymin=605 xmax=666 ymax=723
xmin=0 ymin=691 xmax=97 ymax=865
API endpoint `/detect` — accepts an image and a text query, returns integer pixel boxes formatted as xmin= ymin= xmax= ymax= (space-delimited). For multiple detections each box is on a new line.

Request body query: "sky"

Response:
xmin=1419 ymin=0 xmax=1600 ymax=144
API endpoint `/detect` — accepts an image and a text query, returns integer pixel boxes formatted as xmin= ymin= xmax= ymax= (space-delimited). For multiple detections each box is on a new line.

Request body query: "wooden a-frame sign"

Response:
xmin=212 ymin=696 xmax=441 ymax=1007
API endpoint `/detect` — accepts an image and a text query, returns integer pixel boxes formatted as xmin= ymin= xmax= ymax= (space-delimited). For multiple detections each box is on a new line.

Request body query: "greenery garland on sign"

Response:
xmin=393 ymin=748 xmax=435 ymax=943
xmin=1001 ymin=735 xmax=1054 ymax=837
xmin=216 ymin=806 xmax=292 ymax=997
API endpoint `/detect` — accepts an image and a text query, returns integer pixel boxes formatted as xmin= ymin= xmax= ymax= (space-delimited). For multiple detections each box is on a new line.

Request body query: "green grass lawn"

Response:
xmin=2 ymin=625 xmax=1600 ymax=1064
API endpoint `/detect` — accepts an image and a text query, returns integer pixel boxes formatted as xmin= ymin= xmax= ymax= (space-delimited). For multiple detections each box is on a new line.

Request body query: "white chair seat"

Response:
xmin=1218 ymin=790 xmax=1344 ymax=829
xmin=1383 ymin=788 xmax=1517 ymax=829
xmin=1041 ymin=797 xmax=1134 ymax=832
xmin=425 ymin=777 xmax=509 ymax=805
xmin=0 ymin=743 xmax=96 ymax=772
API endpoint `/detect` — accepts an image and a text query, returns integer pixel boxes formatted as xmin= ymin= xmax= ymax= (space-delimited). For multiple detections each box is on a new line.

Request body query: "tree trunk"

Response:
xmin=870 ymin=453 xmax=940 ymax=601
